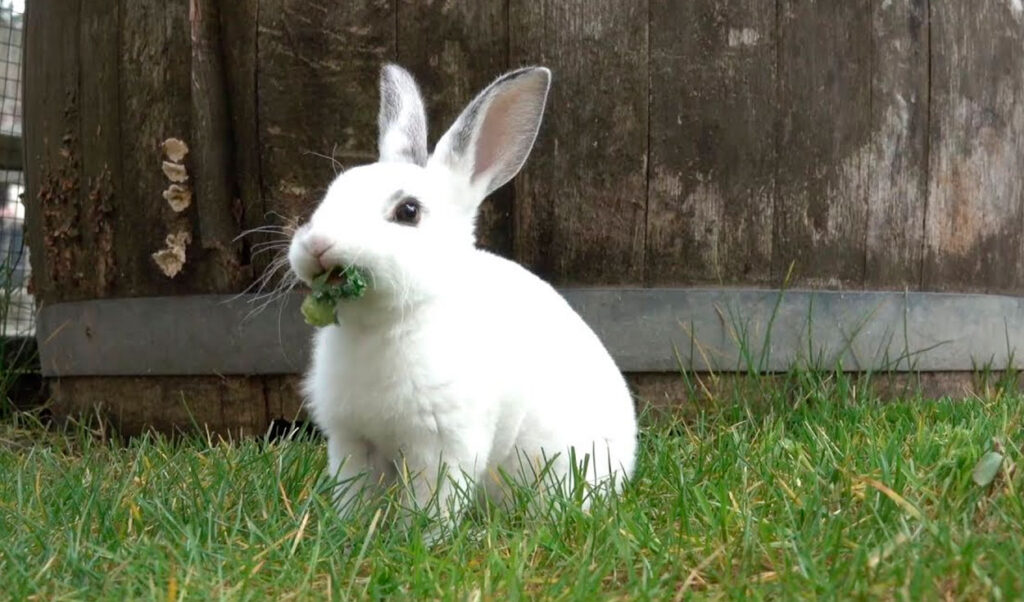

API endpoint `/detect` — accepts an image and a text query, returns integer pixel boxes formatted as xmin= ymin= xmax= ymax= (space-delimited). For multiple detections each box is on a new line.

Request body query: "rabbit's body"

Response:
xmin=289 ymin=65 xmax=637 ymax=526
xmin=306 ymin=248 xmax=636 ymax=508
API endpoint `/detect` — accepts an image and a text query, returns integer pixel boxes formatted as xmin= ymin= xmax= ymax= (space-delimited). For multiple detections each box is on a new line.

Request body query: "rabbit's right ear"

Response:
xmin=378 ymin=64 xmax=429 ymax=166
xmin=429 ymin=67 xmax=550 ymax=200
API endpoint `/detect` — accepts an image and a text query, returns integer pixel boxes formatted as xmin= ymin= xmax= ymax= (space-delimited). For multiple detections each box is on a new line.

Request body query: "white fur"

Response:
xmin=288 ymin=65 xmax=637 ymax=528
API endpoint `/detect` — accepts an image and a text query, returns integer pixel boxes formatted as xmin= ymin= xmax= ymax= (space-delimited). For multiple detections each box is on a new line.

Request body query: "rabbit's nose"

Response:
xmin=303 ymin=234 xmax=335 ymax=268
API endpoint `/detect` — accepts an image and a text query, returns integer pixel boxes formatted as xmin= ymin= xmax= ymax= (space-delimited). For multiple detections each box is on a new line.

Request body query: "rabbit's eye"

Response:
xmin=392 ymin=197 xmax=422 ymax=226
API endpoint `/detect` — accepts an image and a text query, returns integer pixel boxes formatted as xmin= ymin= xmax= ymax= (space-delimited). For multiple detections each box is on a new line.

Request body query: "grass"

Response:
xmin=1 ymin=373 xmax=1022 ymax=600
xmin=0 ymin=251 xmax=37 ymax=418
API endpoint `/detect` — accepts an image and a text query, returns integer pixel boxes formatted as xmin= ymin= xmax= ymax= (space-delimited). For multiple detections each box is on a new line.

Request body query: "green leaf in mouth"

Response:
xmin=301 ymin=265 xmax=369 ymax=327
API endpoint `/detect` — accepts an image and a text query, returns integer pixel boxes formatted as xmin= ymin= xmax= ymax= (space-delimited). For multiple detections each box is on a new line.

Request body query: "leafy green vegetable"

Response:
xmin=301 ymin=294 xmax=337 ymax=327
xmin=300 ymin=265 xmax=369 ymax=327
xmin=972 ymin=450 xmax=1004 ymax=487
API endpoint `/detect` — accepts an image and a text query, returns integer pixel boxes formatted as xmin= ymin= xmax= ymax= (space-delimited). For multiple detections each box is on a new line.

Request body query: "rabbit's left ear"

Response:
xmin=378 ymin=64 xmax=429 ymax=166
xmin=429 ymin=67 xmax=550 ymax=199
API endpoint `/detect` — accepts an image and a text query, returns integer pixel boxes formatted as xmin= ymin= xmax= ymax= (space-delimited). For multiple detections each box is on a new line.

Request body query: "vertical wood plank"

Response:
xmin=396 ymin=0 xmax=512 ymax=255
xmin=257 ymin=0 xmax=395 ymax=226
xmin=924 ymin=1 xmax=1024 ymax=293
xmin=188 ymin=0 xmax=247 ymax=292
xmin=79 ymin=0 xmax=122 ymax=299
xmin=23 ymin=0 xmax=81 ymax=305
xmin=219 ymin=0 xmax=264 ymax=275
xmin=118 ymin=0 xmax=194 ymax=295
xmin=647 ymin=0 xmax=776 ymax=286
xmin=509 ymin=0 xmax=648 ymax=285
xmin=774 ymin=1 xmax=873 ymax=288
xmin=864 ymin=0 xmax=929 ymax=289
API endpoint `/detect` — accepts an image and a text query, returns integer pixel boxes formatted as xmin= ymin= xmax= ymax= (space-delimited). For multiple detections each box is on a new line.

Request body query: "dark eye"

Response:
xmin=392 ymin=197 xmax=422 ymax=226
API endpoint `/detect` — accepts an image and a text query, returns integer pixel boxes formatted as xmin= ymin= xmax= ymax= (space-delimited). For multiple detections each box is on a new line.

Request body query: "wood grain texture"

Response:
xmin=924 ymin=0 xmax=1024 ymax=293
xmin=188 ymin=0 xmax=247 ymax=292
xmin=509 ymin=0 xmax=648 ymax=285
xmin=264 ymin=375 xmax=305 ymax=422
xmin=396 ymin=0 xmax=512 ymax=255
xmin=257 ymin=0 xmax=395 ymax=227
xmin=647 ymin=0 xmax=776 ymax=285
xmin=23 ymin=0 xmax=81 ymax=305
xmin=773 ymin=0 xmax=873 ymax=288
xmin=79 ymin=0 xmax=122 ymax=299
xmin=118 ymin=0 xmax=196 ymax=295
xmin=864 ymin=0 xmax=929 ymax=289
xmin=219 ymin=0 xmax=264 ymax=274
xmin=51 ymin=376 xmax=274 ymax=437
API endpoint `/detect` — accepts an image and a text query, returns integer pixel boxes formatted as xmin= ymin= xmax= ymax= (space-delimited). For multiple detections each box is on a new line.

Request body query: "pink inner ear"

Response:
xmin=473 ymin=90 xmax=520 ymax=183
xmin=471 ymin=77 xmax=546 ymax=185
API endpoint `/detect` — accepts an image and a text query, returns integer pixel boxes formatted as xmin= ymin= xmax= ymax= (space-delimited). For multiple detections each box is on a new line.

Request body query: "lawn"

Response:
xmin=1 ymin=373 xmax=1022 ymax=600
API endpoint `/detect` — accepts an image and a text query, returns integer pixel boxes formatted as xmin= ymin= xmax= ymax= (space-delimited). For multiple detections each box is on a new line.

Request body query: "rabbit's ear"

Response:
xmin=429 ymin=67 xmax=550 ymax=198
xmin=378 ymin=64 xmax=428 ymax=166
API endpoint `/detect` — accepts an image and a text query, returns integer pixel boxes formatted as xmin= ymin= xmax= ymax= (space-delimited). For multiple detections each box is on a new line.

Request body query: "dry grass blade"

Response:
xmin=675 ymin=545 xmax=725 ymax=600
xmin=859 ymin=477 xmax=924 ymax=521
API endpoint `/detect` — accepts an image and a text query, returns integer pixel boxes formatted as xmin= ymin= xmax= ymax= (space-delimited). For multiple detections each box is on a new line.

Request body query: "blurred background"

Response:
xmin=0 ymin=0 xmax=30 ymax=337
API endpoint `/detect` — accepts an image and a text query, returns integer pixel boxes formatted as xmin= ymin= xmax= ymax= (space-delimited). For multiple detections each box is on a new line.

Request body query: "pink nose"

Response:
xmin=303 ymin=234 xmax=334 ymax=268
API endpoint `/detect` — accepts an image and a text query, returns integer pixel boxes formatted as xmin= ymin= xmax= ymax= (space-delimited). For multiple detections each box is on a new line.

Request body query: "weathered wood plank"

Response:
xmin=774 ymin=0 xmax=873 ymax=288
xmin=52 ymin=376 xmax=269 ymax=437
xmin=219 ymin=0 xmax=264 ymax=277
xmin=647 ymin=0 xmax=776 ymax=286
xmin=257 ymin=0 xmax=395 ymax=228
xmin=509 ymin=0 xmax=648 ymax=285
xmin=864 ymin=0 xmax=929 ymax=289
xmin=188 ymin=0 xmax=247 ymax=292
xmin=79 ymin=0 xmax=122 ymax=299
xmin=23 ymin=0 xmax=81 ymax=305
xmin=924 ymin=1 xmax=1024 ymax=293
xmin=118 ymin=0 xmax=195 ymax=295
xmin=264 ymin=375 xmax=305 ymax=423
xmin=396 ymin=0 xmax=512 ymax=255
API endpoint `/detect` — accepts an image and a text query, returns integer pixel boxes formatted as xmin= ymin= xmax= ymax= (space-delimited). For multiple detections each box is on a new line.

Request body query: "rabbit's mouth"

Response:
xmin=322 ymin=270 xmax=346 ymax=286
xmin=312 ymin=264 xmax=370 ymax=299
xmin=300 ymin=264 xmax=371 ymax=326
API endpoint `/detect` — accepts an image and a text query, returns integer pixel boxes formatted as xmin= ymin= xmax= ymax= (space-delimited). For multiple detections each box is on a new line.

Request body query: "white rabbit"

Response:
xmin=288 ymin=64 xmax=637 ymax=528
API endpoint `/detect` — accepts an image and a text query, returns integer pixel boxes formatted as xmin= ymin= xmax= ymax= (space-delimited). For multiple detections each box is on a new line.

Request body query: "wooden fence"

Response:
xmin=24 ymin=1 xmax=1024 ymax=433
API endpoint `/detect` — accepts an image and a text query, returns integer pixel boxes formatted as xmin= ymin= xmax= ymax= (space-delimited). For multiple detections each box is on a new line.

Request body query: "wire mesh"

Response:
xmin=0 ymin=0 xmax=29 ymax=337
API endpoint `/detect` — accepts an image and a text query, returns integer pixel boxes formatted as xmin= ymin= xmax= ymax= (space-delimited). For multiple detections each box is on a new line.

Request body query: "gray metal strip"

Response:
xmin=37 ymin=294 xmax=313 ymax=377
xmin=36 ymin=289 xmax=1024 ymax=377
